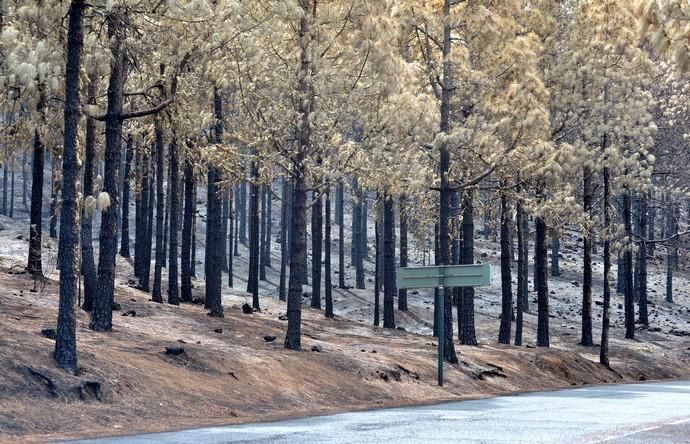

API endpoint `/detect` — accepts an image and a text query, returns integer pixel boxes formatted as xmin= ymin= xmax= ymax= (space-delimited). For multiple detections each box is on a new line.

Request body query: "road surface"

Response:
xmin=71 ymin=380 xmax=690 ymax=443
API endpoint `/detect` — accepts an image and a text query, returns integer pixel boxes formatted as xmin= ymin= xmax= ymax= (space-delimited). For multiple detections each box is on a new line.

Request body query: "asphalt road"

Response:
xmin=70 ymin=380 xmax=690 ymax=443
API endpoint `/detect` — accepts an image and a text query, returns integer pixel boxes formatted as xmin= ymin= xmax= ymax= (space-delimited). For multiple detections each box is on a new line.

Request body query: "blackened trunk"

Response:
xmin=581 ymin=166 xmax=593 ymax=346
xmin=152 ymin=126 xmax=165 ymax=304
xmin=55 ymin=0 xmax=85 ymax=373
xmin=279 ymin=179 xmax=289 ymax=301
xmin=324 ymin=188 xmax=333 ymax=318
xmin=181 ymin=152 xmax=194 ymax=302
xmin=285 ymin=172 xmax=306 ymax=350
xmin=535 ymin=215 xmax=549 ymax=347
xmin=81 ymin=77 xmax=98 ymax=311
xmin=263 ymin=184 xmax=272 ymax=269
xmin=228 ymin=188 xmax=234 ymax=287
xmin=498 ymin=188 xmax=512 ymax=344
xmin=521 ymin=215 xmax=529 ymax=311
xmin=600 ymin=166 xmax=612 ymax=367
xmin=239 ymin=181 xmax=247 ymax=245
xmin=28 ymin=128 xmax=45 ymax=274
xmin=374 ymin=211 xmax=380 ymax=327
xmin=167 ymin=139 xmax=179 ymax=305
xmin=142 ymin=152 xmax=154 ymax=291
xmin=623 ymin=192 xmax=634 ymax=339
xmin=383 ymin=194 xmax=396 ymax=329
xmin=335 ymin=183 xmax=343 ymax=225
xmin=49 ymin=153 xmax=59 ymax=239
xmin=354 ymin=187 xmax=365 ymax=289
xmin=205 ymin=89 xmax=224 ymax=317
xmin=361 ymin=196 xmax=368 ymax=260
xmin=119 ymin=134 xmax=133 ymax=257
xmin=398 ymin=195 xmax=408 ymax=311
xmin=638 ymin=196 xmax=648 ymax=326
xmin=247 ymin=159 xmax=260 ymax=310
xmin=338 ymin=181 xmax=345 ymax=289
xmin=311 ymin=190 xmax=323 ymax=309
xmin=550 ymin=238 xmax=560 ymax=277
xmin=459 ymin=193 xmax=477 ymax=346
xmin=515 ymin=182 xmax=525 ymax=346
xmin=666 ymin=201 xmax=676 ymax=303
xmin=222 ymin=189 xmax=229 ymax=272
xmin=259 ymin=185 xmax=267 ymax=280
xmin=90 ymin=11 xmax=125 ymax=332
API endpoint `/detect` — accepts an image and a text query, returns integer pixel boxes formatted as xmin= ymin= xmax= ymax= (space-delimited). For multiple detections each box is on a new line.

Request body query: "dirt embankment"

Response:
xmin=0 ymin=260 xmax=688 ymax=444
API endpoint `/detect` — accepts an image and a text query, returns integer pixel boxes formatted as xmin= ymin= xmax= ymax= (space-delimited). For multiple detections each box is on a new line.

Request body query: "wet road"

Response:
xmin=71 ymin=380 xmax=690 ymax=443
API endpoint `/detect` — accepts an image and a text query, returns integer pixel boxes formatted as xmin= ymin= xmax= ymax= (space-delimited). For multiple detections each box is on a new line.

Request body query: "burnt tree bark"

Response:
xmin=205 ymin=89 xmax=224 ymax=318
xmin=181 ymin=149 xmax=194 ymax=302
xmin=311 ymin=189 xmax=323 ymax=309
xmin=152 ymin=125 xmax=166 ymax=304
xmin=623 ymin=191 xmax=634 ymax=339
xmin=398 ymin=195 xmax=408 ymax=311
xmin=600 ymin=165 xmax=612 ymax=367
xmin=81 ymin=76 xmax=98 ymax=311
xmin=637 ymin=195 xmax=648 ymax=326
xmin=167 ymin=139 xmax=180 ymax=305
xmin=581 ymin=166 xmax=594 ymax=346
xmin=55 ymin=0 xmax=85 ymax=374
xmin=27 ymin=97 xmax=45 ymax=275
xmin=247 ymin=158 xmax=260 ymax=310
xmin=535 ymin=214 xmax=549 ymax=347
xmin=514 ymin=180 xmax=525 ymax=346
xmin=383 ymin=194 xmax=396 ymax=329
xmin=119 ymin=134 xmax=134 ymax=257
xmin=498 ymin=187 xmax=512 ymax=344
xmin=279 ymin=179 xmax=289 ymax=301
xmin=324 ymin=188 xmax=333 ymax=318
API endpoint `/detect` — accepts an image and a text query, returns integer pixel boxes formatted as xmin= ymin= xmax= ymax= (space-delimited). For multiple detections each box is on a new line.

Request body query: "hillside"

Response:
xmin=0 ymin=212 xmax=689 ymax=443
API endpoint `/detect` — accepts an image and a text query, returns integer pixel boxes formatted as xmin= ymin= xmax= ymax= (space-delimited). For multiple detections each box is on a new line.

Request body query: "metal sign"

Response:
xmin=396 ymin=263 xmax=491 ymax=387
xmin=397 ymin=264 xmax=491 ymax=289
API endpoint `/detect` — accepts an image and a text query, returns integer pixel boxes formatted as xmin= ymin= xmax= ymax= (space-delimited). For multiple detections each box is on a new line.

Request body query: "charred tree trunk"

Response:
xmin=239 ymin=181 xmax=247 ymax=245
xmin=49 ymin=152 xmax=59 ymax=239
xmin=338 ymin=181 xmax=345 ymax=289
xmin=535 ymin=214 xmax=549 ymax=347
xmin=600 ymin=166 xmax=612 ymax=367
xmin=666 ymin=201 xmax=677 ymax=303
xmin=459 ymin=192 xmax=477 ymax=347
xmin=141 ymin=151 xmax=153 ymax=291
xmin=374 ymin=207 xmax=381 ymax=327
xmin=279 ymin=179 xmax=289 ymax=301
xmin=398 ymin=195 xmax=408 ymax=311
xmin=354 ymin=186 xmax=365 ymax=289
xmin=515 ymin=180 xmax=525 ymax=346
xmin=205 ymin=89 xmax=224 ymax=317
xmin=383 ymin=194 xmax=396 ymax=329
xmin=81 ymin=77 xmax=98 ymax=311
xmin=324 ymin=188 xmax=333 ymax=318
xmin=27 ymin=108 xmax=45 ymax=275
xmin=247 ymin=159 xmax=260 ymax=310
xmin=263 ymin=184 xmax=272 ymax=270
xmin=259 ymin=185 xmax=267 ymax=280
xmin=55 ymin=0 xmax=85 ymax=373
xmin=623 ymin=191 xmax=634 ymax=339
xmin=152 ymin=126 xmax=165 ymax=304
xmin=167 ymin=139 xmax=180 ymax=305
xmin=581 ymin=166 xmax=594 ymax=346
xmin=181 ymin=150 xmax=194 ymax=302
xmin=90 ymin=11 xmax=125 ymax=332
xmin=228 ymin=187 xmax=234 ymax=287
xmin=119 ymin=134 xmax=133 ymax=257
xmin=550 ymin=237 xmax=560 ymax=277
xmin=222 ymin=190 xmax=229 ymax=272
xmin=638 ymin=195 xmax=648 ymax=326
xmin=498 ymin=187 xmax=512 ymax=344
xmin=311 ymin=189 xmax=323 ymax=309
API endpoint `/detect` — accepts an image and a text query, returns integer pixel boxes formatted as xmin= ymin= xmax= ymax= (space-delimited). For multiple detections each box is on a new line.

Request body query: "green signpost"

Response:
xmin=396 ymin=264 xmax=491 ymax=386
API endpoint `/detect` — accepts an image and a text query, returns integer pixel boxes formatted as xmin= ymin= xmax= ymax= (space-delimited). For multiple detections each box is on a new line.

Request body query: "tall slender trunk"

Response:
xmin=134 ymin=143 xmax=143 ymax=278
xmin=181 ymin=150 xmax=194 ymax=302
xmin=647 ymin=201 xmax=655 ymax=255
xmin=550 ymin=238 xmax=560 ymax=276
xmin=27 ymin=99 xmax=45 ymax=275
xmin=398 ymin=194 xmax=408 ymax=311
xmin=55 ymin=0 xmax=85 ymax=373
xmin=162 ymin=171 xmax=169 ymax=268
xmin=337 ymin=181 xmax=345 ymax=289
xmin=521 ymin=215 xmax=529 ymax=311
xmin=142 ymin=150 xmax=154 ymax=291
xmin=600 ymin=166 xmax=612 ymax=367
xmin=581 ymin=166 xmax=593 ymax=346
xmin=279 ymin=179 xmax=289 ymax=301
xmin=324 ymin=188 xmax=333 ymax=318
xmin=623 ymin=191 xmax=634 ymax=339
xmin=354 ymin=185 xmax=365 ymax=289
xmin=666 ymin=200 xmax=676 ymax=303
xmin=191 ymin=184 xmax=197 ymax=277
xmin=22 ymin=151 xmax=28 ymax=211
xmin=90 ymin=11 xmax=126 ymax=332
xmin=263 ymin=184 xmax=272 ymax=269
xmin=285 ymin=0 xmax=312 ymax=350
xmin=239 ymin=181 xmax=247 ymax=245
xmin=81 ymin=76 xmax=98 ymax=311
xmin=259 ymin=185 xmax=267 ymax=280
xmin=535 ymin=213 xmax=549 ymax=347
xmin=638 ymin=195 xmax=648 ymax=326
xmin=167 ymin=139 xmax=180 ymax=305
xmin=152 ymin=126 xmax=165 ymax=304
xmin=205 ymin=89 xmax=224 ymax=317
xmin=119 ymin=134 xmax=133 ymax=257
xmin=49 ymin=152 xmax=59 ymax=239
xmin=515 ymin=181 xmax=525 ymax=346
xmin=234 ymin=184 xmax=240 ymax=257
xmin=311 ymin=189 xmax=323 ymax=309
xmin=383 ymin=194 xmax=396 ymax=329
xmin=228 ymin=187 xmax=234 ymax=287
xmin=222 ymin=189 xmax=229 ymax=272
xmin=374 ymin=207 xmax=381 ymax=327
xmin=247 ymin=158 xmax=260 ymax=310
xmin=498 ymin=187 xmax=512 ymax=344
xmin=459 ymin=192 xmax=477 ymax=347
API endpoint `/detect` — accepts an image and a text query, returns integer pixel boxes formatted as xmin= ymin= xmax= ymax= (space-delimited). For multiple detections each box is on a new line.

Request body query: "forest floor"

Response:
xmin=0 ymin=200 xmax=689 ymax=443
